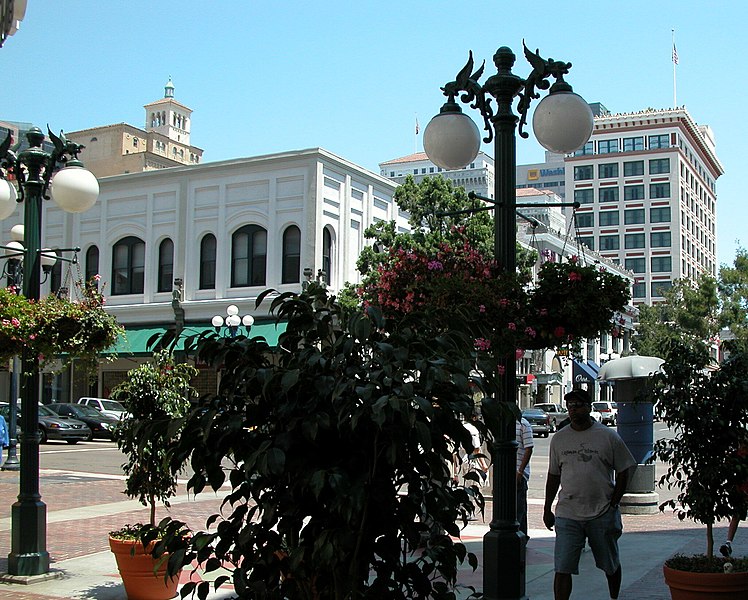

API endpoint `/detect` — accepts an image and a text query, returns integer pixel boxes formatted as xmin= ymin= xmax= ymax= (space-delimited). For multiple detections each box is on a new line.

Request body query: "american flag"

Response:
xmin=672 ymin=43 xmax=679 ymax=65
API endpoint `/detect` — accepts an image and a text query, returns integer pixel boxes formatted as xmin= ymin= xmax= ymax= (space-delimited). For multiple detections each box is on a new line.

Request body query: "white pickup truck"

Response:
xmin=532 ymin=403 xmax=568 ymax=432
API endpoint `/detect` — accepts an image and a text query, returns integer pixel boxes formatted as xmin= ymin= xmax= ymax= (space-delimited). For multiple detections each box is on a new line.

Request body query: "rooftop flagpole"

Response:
xmin=672 ymin=29 xmax=678 ymax=107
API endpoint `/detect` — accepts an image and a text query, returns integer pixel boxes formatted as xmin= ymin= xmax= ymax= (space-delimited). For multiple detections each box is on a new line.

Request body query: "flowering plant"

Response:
xmin=0 ymin=276 xmax=123 ymax=374
xmin=359 ymin=239 xmax=630 ymax=360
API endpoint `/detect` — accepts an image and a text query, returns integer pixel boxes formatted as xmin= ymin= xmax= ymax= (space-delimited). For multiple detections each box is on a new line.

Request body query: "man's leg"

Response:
xmin=517 ymin=477 xmax=529 ymax=536
xmin=553 ymin=572 xmax=572 ymax=600
xmin=605 ymin=565 xmax=622 ymax=599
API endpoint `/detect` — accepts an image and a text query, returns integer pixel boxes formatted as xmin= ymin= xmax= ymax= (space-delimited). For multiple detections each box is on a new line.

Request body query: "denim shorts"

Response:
xmin=554 ymin=506 xmax=623 ymax=575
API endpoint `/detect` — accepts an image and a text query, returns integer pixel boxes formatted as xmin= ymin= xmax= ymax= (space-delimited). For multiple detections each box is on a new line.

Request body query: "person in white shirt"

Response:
xmin=516 ymin=416 xmax=534 ymax=536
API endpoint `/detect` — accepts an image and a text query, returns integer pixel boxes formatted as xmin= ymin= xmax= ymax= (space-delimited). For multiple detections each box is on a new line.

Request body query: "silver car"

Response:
xmin=0 ymin=403 xmax=91 ymax=444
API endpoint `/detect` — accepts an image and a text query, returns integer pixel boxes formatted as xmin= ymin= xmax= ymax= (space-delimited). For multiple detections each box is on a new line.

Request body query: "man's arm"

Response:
xmin=543 ymin=472 xmax=561 ymax=530
xmin=610 ymin=465 xmax=636 ymax=507
xmin=517 ymin=446 xmax=533 ymax=482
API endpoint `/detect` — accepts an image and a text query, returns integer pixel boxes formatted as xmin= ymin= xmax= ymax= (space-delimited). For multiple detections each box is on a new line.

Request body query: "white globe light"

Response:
xmin=10 ymin=224 xmax=24 ymax=242
xmin=40 ymin=249 xmax=58 ymax=270
xmin=51 ymin=166 xmax=99 ymax=213
xmin=532 ymin=91 xmax=594 ymax=154
xmin=226 ymin=304 xmax=239 ymax=316
xmin=242 ymin=315 xmax=255 ymax=327
xmin=226 ymin=314 xmax=241 ymax=327
xmin=211 ymin=315 xmax=225 ymax=328
xmin=0 ymin=179 xmax=17 ymax=220
xmin=423 ymin=105 xmax=481 ymax=171
xmin=4 ymin=240 xmax=23 ymax=258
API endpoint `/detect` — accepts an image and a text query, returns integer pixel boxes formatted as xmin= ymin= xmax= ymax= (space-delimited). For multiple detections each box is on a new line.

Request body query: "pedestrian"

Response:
xmin=516 ymin=415 xmax=534 ymax=537
xmin=719 ymin=439 xmax=748 ymax=558
xmin=543 ymin=388 xmax=636 ymax=600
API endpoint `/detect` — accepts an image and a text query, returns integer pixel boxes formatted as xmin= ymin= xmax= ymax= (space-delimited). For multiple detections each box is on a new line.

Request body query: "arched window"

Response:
xmin=282 ymin=225 xmax=301 ymax=284
xmin=231 ymin=225 xmax=267 ymax=287
xmin=157 ymin=238 xmax=174 ymax=293
xmin=85 ymin=245 xmax=100 ymax=282
xmin=199 ymin=234 xmax=216 ymax=290
xmin=112 ymin=236 xmax=145 ymax=295
xmin=322 ymin=227 xmax=333 ymax=284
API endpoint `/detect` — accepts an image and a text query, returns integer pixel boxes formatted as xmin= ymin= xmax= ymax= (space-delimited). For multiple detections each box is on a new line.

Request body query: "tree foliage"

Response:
xmin=719 ymin=247 xmax=748 ymax=350
xmin=150 ymin=286 xmax=486 ymax=599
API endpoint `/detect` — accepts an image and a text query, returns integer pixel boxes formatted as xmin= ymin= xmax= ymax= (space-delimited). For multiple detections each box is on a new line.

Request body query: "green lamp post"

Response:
xmin=0 ymin=126 xmax=99 ymax=576
xmin=423 ymin=44 xmax=593 ymax=599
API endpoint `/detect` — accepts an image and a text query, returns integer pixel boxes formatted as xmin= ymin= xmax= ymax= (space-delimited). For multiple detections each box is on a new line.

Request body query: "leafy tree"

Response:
xmin=719 ymin=247 xmax=748 ymax=350
xmin=632 ymin=275 xmax=719 ymax=359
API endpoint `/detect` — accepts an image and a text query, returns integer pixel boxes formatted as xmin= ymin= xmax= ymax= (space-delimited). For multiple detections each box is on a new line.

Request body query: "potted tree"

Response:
xmin=651 ymin=338 xmax=748 ymax=599
xmin=109 ymin=350 xmax=197 ymax=600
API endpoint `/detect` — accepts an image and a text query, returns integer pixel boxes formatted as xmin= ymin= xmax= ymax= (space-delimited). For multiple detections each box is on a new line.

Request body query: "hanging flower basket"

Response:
xmin=0 ymin=277 xmax=123 ymax=374
xmin=359 ymin=239 xmax=630 ymax=359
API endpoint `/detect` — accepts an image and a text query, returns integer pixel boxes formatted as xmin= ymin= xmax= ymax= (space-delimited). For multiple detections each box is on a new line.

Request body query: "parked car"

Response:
xmin=521 ymin=408 xmax=551 ymax=438
xmin=48 ymin=403 xmax=120 ymax=441
xmin=0 ymin=402 xmax=91 ymax=444
xmin=532 ymin=403 xmax=568 ymax=432
xmin=75 ymin=397 xmax=127 ymax=420
xmin=592 ymin=401 xmax=618 ymax=426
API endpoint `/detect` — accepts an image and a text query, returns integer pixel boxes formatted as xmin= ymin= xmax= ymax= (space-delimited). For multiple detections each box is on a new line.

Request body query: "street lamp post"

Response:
xmin=0 ymin=126 xmax=99 ymax=576
xmin=424 ymin=44 xmax=593 ymax=600
xmin=212 ymin=304 xmax=254 ymax=338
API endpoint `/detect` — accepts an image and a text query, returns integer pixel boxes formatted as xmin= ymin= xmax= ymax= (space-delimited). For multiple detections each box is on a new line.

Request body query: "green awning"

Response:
xmin=108 ymin=322 xmax=286 ymax=356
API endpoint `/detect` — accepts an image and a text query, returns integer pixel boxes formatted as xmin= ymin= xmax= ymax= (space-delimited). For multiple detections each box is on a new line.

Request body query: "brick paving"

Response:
xmin=0 ymin=468 xmax=731 ymax=600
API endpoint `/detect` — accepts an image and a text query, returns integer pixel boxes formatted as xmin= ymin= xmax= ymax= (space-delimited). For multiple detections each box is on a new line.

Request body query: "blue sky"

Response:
xmin=2 ymin=0 xmax=746 ymax=267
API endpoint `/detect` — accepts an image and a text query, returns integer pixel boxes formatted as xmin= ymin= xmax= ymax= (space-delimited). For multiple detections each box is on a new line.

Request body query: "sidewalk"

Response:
xmin=0 ymin=468 xmax=727 ymax=599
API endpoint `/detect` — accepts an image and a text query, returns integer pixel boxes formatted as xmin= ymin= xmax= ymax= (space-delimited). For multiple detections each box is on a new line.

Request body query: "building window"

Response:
xmin=651 ymin=231 xmax=672 ymax=247
xmin=574 ymin=188 xmax=594 ymax=204
xmin=199 ymin=234 xmax=216 ymax=290
xmin=85 ymin=245 xmax=99 ymax=282
xmin=649 ymin=158 xmax=670 ymax=174
xmin=231 ymin=225 xmax=267 ymax=287
xmin=413 ymin=169 xmax=418 ymax=175
xmin=599 ymin=235 xmax=620 ymax=251
xmin=598 ymin=163 xmax=619 ymax=179
xmin=648 ymin=134 xmax=670 ymax=149
xmin=574 ymin=141 xmax=594 ymax=157
xmin=651 ymin=280 xmax=672 ymax=297
xmin=322 ymin=227 xmax=333 ymax=284
xmin=574 ymin=165 xmax=594 ymax=181
xmin=577 ymin=236 xmax=594 ymax=250
xmin=599 ymin=187 xmax=619 ymax=203
xmin=633 ymin=282 xmax=646 ymax=297
xmin=651 ymin=256 xmax=672 ymax=272
xmin=625 ymin=257 xmax=646 ymax=273
xmin=157 ymin=239 xmax=174 ymax=293
xmin=597 ymin=139 xmax=619 ymax=154
xmin=624 ymin=233 xmax=645 ymax=249
xmin=623 ymin=161 xmax=644 ymax=176
xmin=112 ymin=236 xmax=145 ymax=295
xmin=576 ymin=213 xmax=594 ymax=228
xmin=599 ymin=210 xmax=619 ymax=226
xmin=624 ymin=185 xmax=645 ymax=201
xmin=282 ymin=225 xmax=301 ymax=284
xmin=624 ymin=208 xmax=645 ymax=225
xmin=650 ymin=182 xmax=671 ymax=199
xmin=650 ymin=206 xmax=671 ymax=223
xmin=623 ymin=137 xmax=644 ymax=152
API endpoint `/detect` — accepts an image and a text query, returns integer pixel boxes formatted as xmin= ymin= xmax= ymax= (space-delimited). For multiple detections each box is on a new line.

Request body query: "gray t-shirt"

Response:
xmin=548 ymin=420 xmax=636 ymax=520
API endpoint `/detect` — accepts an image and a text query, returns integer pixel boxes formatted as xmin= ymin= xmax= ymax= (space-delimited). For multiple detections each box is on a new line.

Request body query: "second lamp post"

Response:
xmin=423 ymin=44 xmax=593 ymax=600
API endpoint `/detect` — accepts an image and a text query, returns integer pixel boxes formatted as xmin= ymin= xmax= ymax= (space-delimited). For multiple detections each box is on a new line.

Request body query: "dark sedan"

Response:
xmin=521 ymin=408 xmax=551 ymax=438
xmin=48 ymin=403 xmax=120 ymax=441
xmin=0 ymin=402 xmax=91 ymax=444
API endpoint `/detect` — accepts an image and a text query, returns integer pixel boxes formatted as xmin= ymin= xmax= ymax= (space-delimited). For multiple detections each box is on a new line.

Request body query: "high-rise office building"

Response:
xmin=567 ymin=106 xmax=723 ymax=304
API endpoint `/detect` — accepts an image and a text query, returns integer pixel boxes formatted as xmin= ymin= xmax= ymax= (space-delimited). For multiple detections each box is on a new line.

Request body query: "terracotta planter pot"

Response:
xmin=109 ymin=536 xmax=179 ymax=600
xmin=663 ymin=564 xmax=748 ymax=599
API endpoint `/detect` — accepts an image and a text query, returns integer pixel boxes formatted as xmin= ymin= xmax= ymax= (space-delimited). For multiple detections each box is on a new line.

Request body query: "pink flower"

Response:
xmin=516 ymin=348 xmax=525 ymax=360
xmin=474 ymin=338 xmax=491 ymax=351
xmin=11 ymin=318 xmax=20 ymax=327
xmin=29 ymin=334 xmax=36 ymax=340
xmin=524 ymin=327 xmax=536 ymax=338
xmin=553 ymin=326 xmax=566 ymax=338
xmin=93 ymin=274 xmax=102 ymax=281
xmin=507 ymin=322 xmax=516 ymax=331
xmin=568 ymin=271 xmax=582 ymax=282
xmin=479 ymin=304 xmax=486 ymax=313
xmin=427 ymin=260 xmax=443 ymax=271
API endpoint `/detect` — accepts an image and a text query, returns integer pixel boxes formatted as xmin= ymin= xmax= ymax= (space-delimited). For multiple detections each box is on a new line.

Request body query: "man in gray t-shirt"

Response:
xmin=543 ymin=389 xmax=636 ymax=600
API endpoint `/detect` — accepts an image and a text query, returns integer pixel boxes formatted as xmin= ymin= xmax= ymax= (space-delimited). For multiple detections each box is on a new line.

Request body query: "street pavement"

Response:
xmin=0 ymin=466 xmax=738 ymax=599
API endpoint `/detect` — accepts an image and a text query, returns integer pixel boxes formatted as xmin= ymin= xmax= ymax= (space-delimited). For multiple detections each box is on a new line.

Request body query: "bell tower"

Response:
xmin=144 ymin=77 xmax=192 ymax=146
